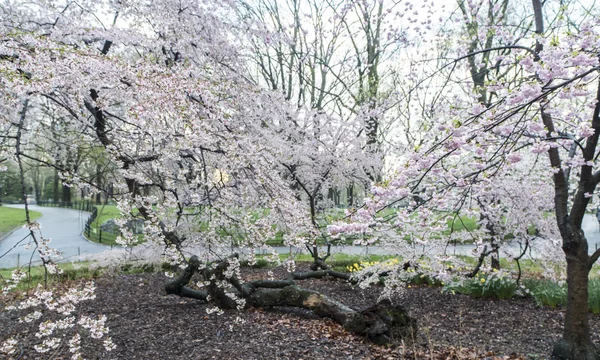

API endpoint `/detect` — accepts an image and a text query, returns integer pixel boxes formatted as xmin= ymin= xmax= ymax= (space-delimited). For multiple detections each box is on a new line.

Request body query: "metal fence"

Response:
xmin=84 ymin=207 xmax=99 ymax=240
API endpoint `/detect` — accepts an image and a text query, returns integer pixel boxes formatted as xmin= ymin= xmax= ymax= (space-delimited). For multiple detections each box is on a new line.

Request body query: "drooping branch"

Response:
xmin=589 ymin=248 xmax=600 ymax=269
xmin=467 ymin=245 xmax=498 ymax=278
xmin=513 ymin=240 xmax=530 ymax=286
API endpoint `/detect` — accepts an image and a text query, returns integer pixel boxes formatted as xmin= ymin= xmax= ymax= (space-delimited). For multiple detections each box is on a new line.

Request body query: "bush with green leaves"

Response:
xmin=524 ymin=279 xmax=600 ymax=314
xmin=409 ymin=273 xmax=443 ymax=287
xmin=443 ymin=271 xmax=517 ymax=300
xmin=523 ymin=279 xmax=567 ymax=309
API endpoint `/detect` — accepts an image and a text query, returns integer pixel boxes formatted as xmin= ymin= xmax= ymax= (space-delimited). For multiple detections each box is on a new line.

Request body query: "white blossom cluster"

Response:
xmin=1 ymin=281 xmax=115 ymax=359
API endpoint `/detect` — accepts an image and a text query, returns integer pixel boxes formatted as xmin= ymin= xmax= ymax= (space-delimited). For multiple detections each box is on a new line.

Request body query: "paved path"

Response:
xmin=268 ymin=213 xmax=600 ymax=258
xmin=0 ymin=205 xmax=111 ymax=268
xmin=3 ymin=205 xmax=600 ymax=268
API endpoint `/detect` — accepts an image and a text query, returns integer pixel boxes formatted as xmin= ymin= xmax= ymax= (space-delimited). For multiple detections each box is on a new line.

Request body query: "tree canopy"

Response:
xmin=1 ymin=0 xmax=599 ymax=358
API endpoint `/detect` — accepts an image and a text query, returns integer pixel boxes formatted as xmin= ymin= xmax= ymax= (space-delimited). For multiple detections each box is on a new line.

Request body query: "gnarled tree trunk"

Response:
xmin=165 ymin=255 xmax=417 ymax=346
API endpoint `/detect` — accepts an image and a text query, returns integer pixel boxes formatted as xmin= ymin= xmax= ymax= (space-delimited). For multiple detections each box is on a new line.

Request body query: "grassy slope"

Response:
xmin=86 ymin=205 xmax=144 ymax=246
xmin=0 ymin=207 xmax=42 ymax=238
xmin=92 ymin=204 xmax=122 ymax=228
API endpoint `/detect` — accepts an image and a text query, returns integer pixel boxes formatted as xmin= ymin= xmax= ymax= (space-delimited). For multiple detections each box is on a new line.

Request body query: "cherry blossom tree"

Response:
xmin=332 ymin=0 xmax=600 ymax=358
xmin=3 ymin=0 xmax=599 ymax=357
xmin=0 ymin=0 xmax=420 ymax=354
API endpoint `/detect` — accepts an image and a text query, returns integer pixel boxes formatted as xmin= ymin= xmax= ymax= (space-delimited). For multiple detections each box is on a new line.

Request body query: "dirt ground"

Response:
xmin=2 ymin=265 xmax=600 ymax=359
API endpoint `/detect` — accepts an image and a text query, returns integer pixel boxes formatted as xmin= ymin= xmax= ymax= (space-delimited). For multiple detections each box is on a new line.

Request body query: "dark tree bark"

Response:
xmin=164 ymin=256 xmax=208 ymax=300
xmin=95 ymin=163 xmax=103 ymax=205
xmin=247 ymin=286 xmax=416 ymax=345
xmin=347 ymin=182 xmax=354 ymax=207
xmin=61 ymin=184 xmax=71 ymax=205
xmin=52 ymin=169 xmax=59 ymax=203
xmin=551 ymin=228 xmax=599 ymax=360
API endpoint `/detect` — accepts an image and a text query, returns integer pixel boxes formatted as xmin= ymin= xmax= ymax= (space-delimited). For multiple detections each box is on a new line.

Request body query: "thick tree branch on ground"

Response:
xmin=164 ymin=255 xmax=208 ymax=300
xmin=309 ymin=257 xmax=330 ymax=271
xmin=248 ymin=286 xmax=416 ymax=345
xmin=164 ymin=255 xmax=417 ymax=345
xmin=289 ymin=269 xmax=352 ymax=282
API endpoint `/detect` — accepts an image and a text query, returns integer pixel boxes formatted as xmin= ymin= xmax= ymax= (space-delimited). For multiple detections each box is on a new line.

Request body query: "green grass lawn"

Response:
xmin=85 ymin=205 xmax=144 ymax=246
xmin=0 ymin=260 xmax=160 ymax=292
xmin=0 ymin=261 xmax=100 ymax=291
xmin=0 ymin=206 xmax=42 ymax=238
xmin=92 ymin=204 xmax=122 ymax=228
xmin=447 ymin=215 xmax=478 ymax=232
xmin=86 ymin=204 xmax=285 ymax=246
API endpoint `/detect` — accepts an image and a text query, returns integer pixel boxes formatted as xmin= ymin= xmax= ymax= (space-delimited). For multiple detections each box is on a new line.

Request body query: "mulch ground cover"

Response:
xmin=2 ymin=264 xmax=600 ymax=359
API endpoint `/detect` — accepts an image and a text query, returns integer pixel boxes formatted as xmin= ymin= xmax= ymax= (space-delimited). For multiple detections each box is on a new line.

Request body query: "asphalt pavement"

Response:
xmin=0 ymin=205 xmax=111 ymax=268
xmin=265 ymin=213 xmax=600 ymax=258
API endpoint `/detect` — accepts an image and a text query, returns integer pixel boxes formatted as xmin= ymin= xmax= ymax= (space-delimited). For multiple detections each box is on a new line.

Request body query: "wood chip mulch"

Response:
xmin=2 ymin=266 xmax=599 ymax=359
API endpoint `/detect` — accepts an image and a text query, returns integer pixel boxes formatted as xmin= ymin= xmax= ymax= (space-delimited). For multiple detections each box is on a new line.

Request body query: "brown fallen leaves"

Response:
xmin=395 ymin=346 xmax=526 ymax=360
xmin=249 ymin=308 xmax=525 ymax=359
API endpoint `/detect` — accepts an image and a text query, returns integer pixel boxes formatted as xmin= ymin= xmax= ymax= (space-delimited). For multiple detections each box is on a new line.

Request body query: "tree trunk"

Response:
xmin=31 ymin=168 xmax=41 ymax=202
xmin=347 ymin=182 xmax=354 ymax=207
xmin=552 ymin=233 xmax=600 ymax=359
xmin=52 ymin=169 xmax=59 ymax=203
xmin=61 ymin=184 xmax=71 ymax=206
xmin=95 ymin=163 xmax=103 ymax=205
xmin=491 ymin=248 xmax=500 ymax=270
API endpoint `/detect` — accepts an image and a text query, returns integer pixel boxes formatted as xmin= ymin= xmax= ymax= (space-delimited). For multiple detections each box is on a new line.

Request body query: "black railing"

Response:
xmin=84 ymin=207 xmax=99 ymax=240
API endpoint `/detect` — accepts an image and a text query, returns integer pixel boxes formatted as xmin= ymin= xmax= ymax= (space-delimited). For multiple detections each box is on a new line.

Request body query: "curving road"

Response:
xmin=3 ymin=205 xmax=600 ymax=269
xmin=0 ymin=205 xmax=111 ymax=268
xmin=269 ymin=213 xmax=600 ymax=258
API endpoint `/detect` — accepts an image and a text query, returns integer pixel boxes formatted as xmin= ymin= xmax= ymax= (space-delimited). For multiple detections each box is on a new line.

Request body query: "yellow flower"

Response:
xmin=480 ymin=278 xmax=486 ymax=283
